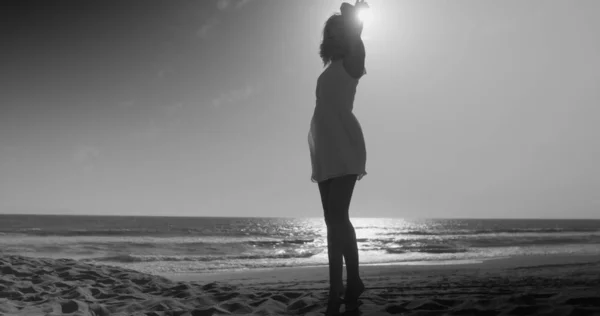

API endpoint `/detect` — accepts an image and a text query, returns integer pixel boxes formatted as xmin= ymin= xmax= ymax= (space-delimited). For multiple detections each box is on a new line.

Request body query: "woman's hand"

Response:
xmin=340 ymin=1 xmax=368 ymax=38
xmin=340 ymin=0 xmax=369 ymax=21
xmin=340 ymin=2 xmax=354 ymax=17
xmin=354 ymin=0 xmax=369 ymax=11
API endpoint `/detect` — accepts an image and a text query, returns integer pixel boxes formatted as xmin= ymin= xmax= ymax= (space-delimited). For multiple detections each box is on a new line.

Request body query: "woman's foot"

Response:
xmin=324 ymin=297 xmax=343 ymax=316
xmin=325 ymin=283 xmax=345 ymax=316
xmin=344 ymin=279 xmax=365 ymax=311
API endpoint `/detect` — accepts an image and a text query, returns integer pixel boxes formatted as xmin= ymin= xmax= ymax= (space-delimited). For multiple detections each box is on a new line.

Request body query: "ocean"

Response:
xmin=1 ymin=215 xmax=600 ymax=275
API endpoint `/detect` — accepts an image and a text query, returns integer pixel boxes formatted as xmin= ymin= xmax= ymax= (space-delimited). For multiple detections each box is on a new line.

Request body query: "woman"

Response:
xmin=307 ymin=1 xmax=368 ymax=314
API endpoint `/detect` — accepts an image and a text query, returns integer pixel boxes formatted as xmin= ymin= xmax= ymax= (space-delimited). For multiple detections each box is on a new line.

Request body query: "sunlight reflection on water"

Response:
xmin=2 ymin=216 xmax=600 ymax=274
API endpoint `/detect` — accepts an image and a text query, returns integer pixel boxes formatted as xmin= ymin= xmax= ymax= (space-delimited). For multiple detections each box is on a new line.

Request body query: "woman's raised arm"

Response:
xmin=341 ymin=1 xmax=368 ymax=79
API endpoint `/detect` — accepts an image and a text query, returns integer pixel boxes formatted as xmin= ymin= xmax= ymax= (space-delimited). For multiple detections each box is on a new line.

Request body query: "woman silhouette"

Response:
xmin=308 ymin=1 xmax=368 ymax=314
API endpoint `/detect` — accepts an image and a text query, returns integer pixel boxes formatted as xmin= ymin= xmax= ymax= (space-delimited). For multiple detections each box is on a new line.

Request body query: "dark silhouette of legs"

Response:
xmin=318 ymin=174 xmax=363 ymax=313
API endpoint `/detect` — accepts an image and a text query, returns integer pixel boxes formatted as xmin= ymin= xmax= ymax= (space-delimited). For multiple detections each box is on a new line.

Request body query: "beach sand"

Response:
xmin=1 ymin=255 xmax=600 ymax=316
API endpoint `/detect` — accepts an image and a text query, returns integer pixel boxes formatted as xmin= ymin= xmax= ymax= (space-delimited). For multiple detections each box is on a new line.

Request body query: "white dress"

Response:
xmin=308 ymin=60 xmax=367 ymax=183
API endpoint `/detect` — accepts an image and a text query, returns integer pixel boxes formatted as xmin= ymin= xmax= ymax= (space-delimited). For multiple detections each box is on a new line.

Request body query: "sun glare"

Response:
xmin=357 ymin=8 xmax=372 ymax=24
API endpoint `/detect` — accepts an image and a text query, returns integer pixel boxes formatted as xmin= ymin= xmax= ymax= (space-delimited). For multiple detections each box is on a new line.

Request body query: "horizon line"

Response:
xmin=0 ymin=213 xmax=599 ymax=221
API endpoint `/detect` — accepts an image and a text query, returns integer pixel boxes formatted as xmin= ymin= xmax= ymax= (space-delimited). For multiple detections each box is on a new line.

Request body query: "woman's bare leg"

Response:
xmin=329 ymin=175 xmax=363 ymax=305
xmin=321 ymin=175 xmax=362 ymax=306
xmin=318 ymin=179 xmax=345 ymax=300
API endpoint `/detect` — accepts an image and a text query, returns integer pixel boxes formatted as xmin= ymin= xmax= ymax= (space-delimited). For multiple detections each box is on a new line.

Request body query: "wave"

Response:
xmin=247 ymin=239 xmax=315 ymax=246
xmin=464 ymin=236 xmax=596 ymax=248
xmin=387 ymin=247 xmax=468 ymax=254
xmin=378 ymin=228 xmax=600 ymax=236
xmin=5 ymin=228 xmax=175 ymax=237
xmin=2 ymin=228 xmax=319 ymax=239
xmin=4 ymin=225 xmax=599 ymax=238
xmin=355 ymin=235 xmax=600 ymax=255
xmin=81 ymin=250 xmax=321 ymax=263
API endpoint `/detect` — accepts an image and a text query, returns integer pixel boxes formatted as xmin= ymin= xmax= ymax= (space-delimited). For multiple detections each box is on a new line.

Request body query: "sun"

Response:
xmin=357 ymin=7 xmax=372 ymax=24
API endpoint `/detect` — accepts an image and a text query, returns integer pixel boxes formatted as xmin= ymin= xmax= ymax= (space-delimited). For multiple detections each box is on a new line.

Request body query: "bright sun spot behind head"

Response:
xmin=357 ymin=7 xmax=372 ymax=24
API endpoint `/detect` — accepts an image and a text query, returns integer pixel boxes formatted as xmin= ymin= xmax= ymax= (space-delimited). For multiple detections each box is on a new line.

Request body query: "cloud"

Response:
xmin=73 ymin=146 xmax=101 ymax=164
xmin=233 ymin=0 xmax=253 ymax=10
xmin=217 ymin=0 xmax=232 ymax=10
xmin=198 ymin=17 xmax=220 ymax=39
xmin=198 ymin=0 xmax=254 ymax=39
xmin=119 ymin=100 xmax=135 ymax=108
xmin=163 ymin=102 xmax=184 ymax=115
xmin=156 ymin=67 xmax=174 ymax=79
xmin=211 ymin=84 xmax=258 ymax=108
xmin=129 ymin=119 xmax=162 ymax=141
xmin=217 ymin=0 xmax=253 ymax=11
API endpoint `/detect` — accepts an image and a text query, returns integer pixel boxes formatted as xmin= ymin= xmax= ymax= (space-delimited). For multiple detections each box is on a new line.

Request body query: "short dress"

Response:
xmin=308 ymin=59 xmax=367 ymax=183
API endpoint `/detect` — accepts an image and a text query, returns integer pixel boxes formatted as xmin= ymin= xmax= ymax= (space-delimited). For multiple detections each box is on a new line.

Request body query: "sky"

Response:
xmin=1 ymin=0 xmax=599 ymax=219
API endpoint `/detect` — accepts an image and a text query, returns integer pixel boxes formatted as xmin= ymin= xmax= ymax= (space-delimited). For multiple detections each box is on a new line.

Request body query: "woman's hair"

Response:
xmin=319 ymin=14 xmax=349 ymax=66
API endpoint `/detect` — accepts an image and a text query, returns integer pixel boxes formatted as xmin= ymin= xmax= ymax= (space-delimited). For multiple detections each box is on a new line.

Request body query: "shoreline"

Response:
xmin=162 ymin=253 xmax=600 ymax=284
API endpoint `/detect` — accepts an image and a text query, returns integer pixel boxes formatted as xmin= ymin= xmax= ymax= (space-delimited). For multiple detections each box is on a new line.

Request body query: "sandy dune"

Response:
xmin=1 ymin=254 xmax=600 ymax=315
